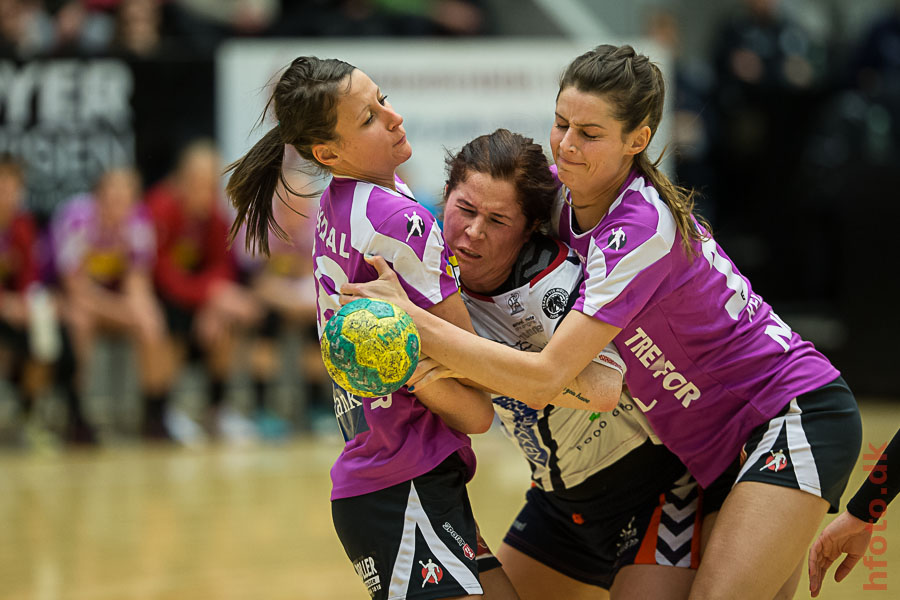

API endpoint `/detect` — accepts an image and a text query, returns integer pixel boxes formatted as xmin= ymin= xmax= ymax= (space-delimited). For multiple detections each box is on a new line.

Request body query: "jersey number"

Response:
xmin=701 ymin=238 xmax=749 ymax=320
xmin=314 ymin=254 xmax=346 ymax=331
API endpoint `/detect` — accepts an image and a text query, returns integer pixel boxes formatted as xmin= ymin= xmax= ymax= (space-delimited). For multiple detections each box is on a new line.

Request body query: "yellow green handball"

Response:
xmin=321 ymin=298 xmax=421 ymax=397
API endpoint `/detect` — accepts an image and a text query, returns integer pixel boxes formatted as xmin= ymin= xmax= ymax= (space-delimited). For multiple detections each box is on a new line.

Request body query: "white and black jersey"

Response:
xmin=462 ymin=235 xmax=656 ymax=493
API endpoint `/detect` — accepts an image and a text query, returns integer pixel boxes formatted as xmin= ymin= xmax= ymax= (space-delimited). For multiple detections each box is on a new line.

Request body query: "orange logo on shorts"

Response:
xmin=572 ymin=513 xmax=585 ymax=525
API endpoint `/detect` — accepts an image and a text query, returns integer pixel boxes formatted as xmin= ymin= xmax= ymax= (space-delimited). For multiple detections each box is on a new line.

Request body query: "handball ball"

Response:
xmin=321 ymin=298 xmax=420 ymax=397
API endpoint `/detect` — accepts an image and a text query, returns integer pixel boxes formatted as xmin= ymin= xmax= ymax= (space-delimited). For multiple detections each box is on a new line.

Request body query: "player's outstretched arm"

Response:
xmin=341 ymin=256 xmax=621 ymax=407
xmin=410 ymin=354 xmax=621 ymax=413
xmin=808 ymin=511 xmax=872 ymax=597
xmin=547 ymin=358 xmax=622 ymax=412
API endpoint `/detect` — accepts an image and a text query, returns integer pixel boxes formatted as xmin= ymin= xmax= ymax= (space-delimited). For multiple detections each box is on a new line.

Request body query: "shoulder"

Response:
xmin=592 ymin=176 xmax=676 ymax=250
xmin=506 ymin=234 xmax=570 ymax=289
xmin=368 ymin=192 xmax=438 ymax=239
xmin=54 ymin=195 xmax=95 ymax=228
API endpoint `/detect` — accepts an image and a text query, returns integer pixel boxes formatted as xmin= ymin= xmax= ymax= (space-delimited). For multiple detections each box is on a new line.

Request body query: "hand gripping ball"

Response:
xmin=321 ymin=298 xmax=421 ymax=397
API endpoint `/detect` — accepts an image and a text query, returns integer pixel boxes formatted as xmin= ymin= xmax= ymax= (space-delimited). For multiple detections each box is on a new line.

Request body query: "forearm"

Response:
xmin=549 ymin=362 xmax=622 ymax=411
xmin=410 ymin=302 xmax=575 ymax=405
xmin=340 ymin=256 xmax=619 ymax=406
xmin=847 ymin=428 xmax=900 ymax=522
xmin=414 ymin=379 xmax=493 ymax=434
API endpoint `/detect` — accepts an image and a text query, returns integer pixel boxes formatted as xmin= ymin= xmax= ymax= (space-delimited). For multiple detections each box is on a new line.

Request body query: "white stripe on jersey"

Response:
xmin=583 ymin=181 xmax=677 ymax=315
xmin=349 ymin=182 xmax=448 ymax=305
xmin=388 ymin=482 xmax=482 ymax=598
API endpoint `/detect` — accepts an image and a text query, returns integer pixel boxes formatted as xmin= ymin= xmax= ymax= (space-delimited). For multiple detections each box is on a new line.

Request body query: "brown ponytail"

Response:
xmin=225 ymin=56 xmax=355 ymax=256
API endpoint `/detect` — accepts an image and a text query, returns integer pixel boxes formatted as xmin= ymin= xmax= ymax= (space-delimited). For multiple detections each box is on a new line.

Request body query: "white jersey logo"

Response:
xmin=405 ymin=210 xmax=425 ymax=241
xmin=606 ymin=227 xmax=627 ymax=250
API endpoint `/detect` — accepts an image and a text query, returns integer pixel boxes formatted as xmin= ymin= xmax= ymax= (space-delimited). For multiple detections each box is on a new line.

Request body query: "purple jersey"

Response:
xmin=313 ymin=175 xmax=473 ymax=500
xmin=551 ymin=167 xmax=839 ymax=487
xmin=52 ymin=195 xmax=155 ymax=288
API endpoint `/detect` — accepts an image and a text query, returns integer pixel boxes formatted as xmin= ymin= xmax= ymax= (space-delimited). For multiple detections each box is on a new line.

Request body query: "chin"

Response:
xmin=555 ymin=167 xmax=575 ymax=186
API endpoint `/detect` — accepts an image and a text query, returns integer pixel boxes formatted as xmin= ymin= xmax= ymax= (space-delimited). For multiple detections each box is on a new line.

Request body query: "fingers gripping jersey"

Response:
xmin=551 ymin=167 xmax=840 ymax=487
xmin=313 ymin=175 xmax=473 ymax=500
xmin=461 ymin=234 xmax=657 ymax=492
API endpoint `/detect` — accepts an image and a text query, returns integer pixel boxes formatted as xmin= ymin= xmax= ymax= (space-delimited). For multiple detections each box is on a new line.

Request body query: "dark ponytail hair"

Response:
xmin=560 ymin=44 xmax=709 ymax=256
xmin=444 ymin=129 xmax=557 ymax=231
xmin=225 ymin=56 xmax=355 ymax=255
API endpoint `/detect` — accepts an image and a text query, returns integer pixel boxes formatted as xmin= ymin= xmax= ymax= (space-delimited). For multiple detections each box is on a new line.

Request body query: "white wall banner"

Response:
xmin=217 ymin=39 xmax=669 ymax=212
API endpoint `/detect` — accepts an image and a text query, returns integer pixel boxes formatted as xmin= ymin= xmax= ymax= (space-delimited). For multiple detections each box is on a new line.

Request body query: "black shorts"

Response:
xmin=703 ymin=376 xmax=862 ymax=514
xmin=502 ymin=440 xmax=703 ymax=589
xmin=332 ymin=453 xmax=484 ymax=600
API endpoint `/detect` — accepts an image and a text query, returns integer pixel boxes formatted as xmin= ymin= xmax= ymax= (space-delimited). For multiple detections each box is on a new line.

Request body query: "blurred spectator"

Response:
xmin=644 ymin=7 xmax=717 ymax=222
xmin=375 ymin=0 xmax=486 ymax=36
xmin=271 ymin=0 xmax=488 ymax=37
xmin=51 ymin=166 xmax=172 ymax=441
xmin=176 ymin=0 xmax=277 ymax=36
xmin=45 ymin=0 xmax=114 ymax=55
xmin=0 ymin=153 xmax=46 ymax=439
xmin=708 ymin=0 xmax=831 ymax=303
xmin=234 ymin=156 xmax=329 ymax=438
xmin=110 ymin=0 xmax=163 ymax=57
xmin=848 ymin=0 xmax=900 ymax=154
xmin=0 ymin=0 xmax=54 ymax=57
xmin=146 ymin=139 xmax=262 ymax=445
xmin=0 ymin=153 xmax=93 ymax=448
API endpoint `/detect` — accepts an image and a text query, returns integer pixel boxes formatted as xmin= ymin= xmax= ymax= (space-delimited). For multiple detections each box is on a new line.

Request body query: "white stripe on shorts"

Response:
xmin=388 ymin=481 xmax=482 ymax=599
xmin=783 ymin=399 xmax=822 ymax=496
xmin=735 ymin=399 xmax=822 ymax=497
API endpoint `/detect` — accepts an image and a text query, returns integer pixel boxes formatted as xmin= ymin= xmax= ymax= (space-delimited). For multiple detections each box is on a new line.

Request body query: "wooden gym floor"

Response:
xmin=0 ymin=398 xmax=896 ymax=600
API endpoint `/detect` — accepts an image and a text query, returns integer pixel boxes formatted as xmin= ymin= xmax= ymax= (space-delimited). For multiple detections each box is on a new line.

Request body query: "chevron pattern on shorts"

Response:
xmin=655 ymin=473 xmax=698 ymax=568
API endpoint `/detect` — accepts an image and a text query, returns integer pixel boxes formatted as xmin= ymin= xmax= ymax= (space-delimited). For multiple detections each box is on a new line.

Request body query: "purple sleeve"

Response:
xmin=574 ymin=218 xmax=673 ymax=328
xmin=51 ymin=198 xmax=91 ymax=276
xmin=127 ymin=208 xmax=156 ymax=270
xmin=372 ymin=206 xmax=460 ymax=310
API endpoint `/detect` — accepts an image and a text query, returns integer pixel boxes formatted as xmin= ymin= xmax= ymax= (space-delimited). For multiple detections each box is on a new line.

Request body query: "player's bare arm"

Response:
xmin=341 ymin=256 xmax=621 ymax=406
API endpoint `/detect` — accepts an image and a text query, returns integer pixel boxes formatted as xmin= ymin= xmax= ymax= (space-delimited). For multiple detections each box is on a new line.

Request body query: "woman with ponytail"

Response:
xmin=341 ymin=45 xmax=862 ymax=599
xmin=226 ymin=56 xmax=520 ymax=600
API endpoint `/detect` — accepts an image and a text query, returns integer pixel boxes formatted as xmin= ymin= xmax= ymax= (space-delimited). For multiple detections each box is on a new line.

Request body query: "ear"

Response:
xmin=312 ymin=143 xmax=340 ymax=167
xmin=626 ymin=125 xmax=652 ymax=156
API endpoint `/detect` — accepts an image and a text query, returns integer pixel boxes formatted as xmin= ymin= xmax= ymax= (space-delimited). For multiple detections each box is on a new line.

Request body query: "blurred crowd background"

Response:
xmin=0 ymin=0 xmax=898 ymax=452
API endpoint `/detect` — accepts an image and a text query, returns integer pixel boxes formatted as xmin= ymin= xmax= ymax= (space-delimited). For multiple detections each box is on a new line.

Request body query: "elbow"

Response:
xmin=470 ymin=411 xmax=494 ymax=435
xmin=469 ymin=393 xmax=495 ymax=434
xmin=596 ymin=392 xmax=620 ymax=412
xmin=520 ymin=381 xmax=563 ymax=411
